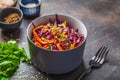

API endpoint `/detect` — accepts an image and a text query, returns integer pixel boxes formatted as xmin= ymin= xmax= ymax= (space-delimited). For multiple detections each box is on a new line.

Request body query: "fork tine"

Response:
xmin=99 ymin=47 xmax=110 ymax=64
xmin=94 ymin=46 xmax=105 ymax=61
xmin=103 ymin=47 xmax=110 ymax=58
xmin=99 ymin=46 xmax=109 ymax=59
xmin=92 ymin=46 xmax=104 ymax=60
xmin=97 ymin=46 xmax=108 ymax=62
xmin=95 ymin=46 xmax=104 ymax=57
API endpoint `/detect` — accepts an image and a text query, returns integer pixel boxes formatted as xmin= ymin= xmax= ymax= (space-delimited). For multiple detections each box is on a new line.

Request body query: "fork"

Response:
xmin=76 ymin=46 xmax=110 ymax=80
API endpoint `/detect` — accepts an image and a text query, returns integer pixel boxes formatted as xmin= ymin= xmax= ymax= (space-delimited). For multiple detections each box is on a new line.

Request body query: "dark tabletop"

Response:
xmin=0 ymin=0 xmax=120 ymax=80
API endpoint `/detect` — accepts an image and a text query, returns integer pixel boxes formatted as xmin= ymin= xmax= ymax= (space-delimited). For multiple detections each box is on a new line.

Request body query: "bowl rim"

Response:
xmin=27 ymin=13 xmax=88 ymax=52
xmin=19 ymin=0 xmax=41 ymax=8
xmin=0 ymin=7 xmax=23 ymax=25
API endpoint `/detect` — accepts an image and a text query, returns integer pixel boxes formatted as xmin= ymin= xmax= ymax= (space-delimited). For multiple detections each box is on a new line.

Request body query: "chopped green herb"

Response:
xmin=0 ymin=40 xmax=31 ymax=79
xmin=60 ymin=36 xmax=65 ymax=40
xmin=46 ymin=45 xmax=51 ymax=49
xmin=0 ymin=77 xmax=8 ymax=80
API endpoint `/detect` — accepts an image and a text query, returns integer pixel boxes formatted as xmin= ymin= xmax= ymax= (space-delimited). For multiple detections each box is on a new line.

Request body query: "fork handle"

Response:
xmin=77 ymin=67 xmax=92 ymax=80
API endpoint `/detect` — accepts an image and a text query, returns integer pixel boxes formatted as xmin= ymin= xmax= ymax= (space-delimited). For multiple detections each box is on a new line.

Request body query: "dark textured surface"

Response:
xmin=0 ymin=0 xmax=120 ymax=80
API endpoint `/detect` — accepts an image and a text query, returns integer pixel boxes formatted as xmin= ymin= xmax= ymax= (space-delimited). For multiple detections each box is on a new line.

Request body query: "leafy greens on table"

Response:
xmin=0 ymin=40 xmax=31 ymax=80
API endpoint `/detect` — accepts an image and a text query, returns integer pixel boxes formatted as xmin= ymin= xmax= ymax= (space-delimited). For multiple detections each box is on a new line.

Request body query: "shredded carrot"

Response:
xmin=36 ymin=38 xmax=48 ymax=44
xmin=70 ymin=38 xmax=76 ymax=49
xmin=43 ymin=44 xmax=48 ymax=48
xmin=56 ymin=43 xmax=62 ymax=50
xmin=73 ymin=38 xmax=76 ymax=47
xmin=46 ymin=39 xmax=54 ymax=44
xmin=35 ymin=41 xmax=42 ymax=47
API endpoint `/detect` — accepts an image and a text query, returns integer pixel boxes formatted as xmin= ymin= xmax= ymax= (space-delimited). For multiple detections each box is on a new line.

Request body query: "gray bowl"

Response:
xmin=0 ymin=7 xmax=23 ymax=33
xmin=27 ymin=14 xmax=87 ymax=74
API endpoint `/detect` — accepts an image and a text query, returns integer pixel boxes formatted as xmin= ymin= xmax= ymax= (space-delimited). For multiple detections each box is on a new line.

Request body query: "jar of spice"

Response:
xmin=19 ymin=0 xmax=41 ymax=19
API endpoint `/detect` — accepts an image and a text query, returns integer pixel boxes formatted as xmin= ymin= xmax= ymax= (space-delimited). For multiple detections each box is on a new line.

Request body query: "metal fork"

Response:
xmin=77 ymin=46 xmax=110 ymax=80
